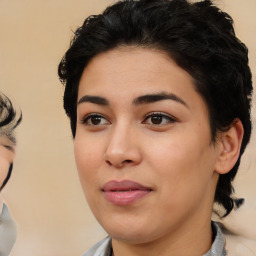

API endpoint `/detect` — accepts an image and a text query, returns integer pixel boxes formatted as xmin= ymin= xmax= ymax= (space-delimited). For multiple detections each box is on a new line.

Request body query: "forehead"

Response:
xmin=77 ymin=47 xmax=208 ymax=113
xmin=79 ymin=47 xmax=196 ymax=94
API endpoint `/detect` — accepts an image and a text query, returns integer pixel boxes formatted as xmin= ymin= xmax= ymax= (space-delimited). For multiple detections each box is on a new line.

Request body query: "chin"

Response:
xmin=102 ymin=220 xmax=162 ymax=245
xmin=110 ymin=231 xmax=154 ymax=244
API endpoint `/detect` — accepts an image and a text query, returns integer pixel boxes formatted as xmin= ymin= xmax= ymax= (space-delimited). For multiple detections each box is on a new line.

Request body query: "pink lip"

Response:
xmin=102 ymin=180 xmax=152 ymax=206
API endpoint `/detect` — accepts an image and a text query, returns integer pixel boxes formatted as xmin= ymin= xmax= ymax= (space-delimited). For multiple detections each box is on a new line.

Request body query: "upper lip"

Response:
xmin=102 ymin=180 xmax=152 ymax=192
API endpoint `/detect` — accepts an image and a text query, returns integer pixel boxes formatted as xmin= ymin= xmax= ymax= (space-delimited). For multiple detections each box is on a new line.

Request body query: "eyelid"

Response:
xmin=144 ymin=111 xmax=175 ymax=119
xmin=143 ymin=112 xmax=177 ymax=124
xmin=3 ymin=145 xmax=14 ymax=151
xmin=80 ymin=113 xmax=111 ymax=125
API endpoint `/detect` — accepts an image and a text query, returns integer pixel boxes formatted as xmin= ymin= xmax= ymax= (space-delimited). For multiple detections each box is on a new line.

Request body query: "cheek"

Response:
xmin=74 ymin=136 xmax=104 ymax=187
xmin=0 ymin=147 xmax=15 ymax=186
xmin=146 ymin=132 xmax=215 ymax=198
xmin=0 ymin=159 xmax=10 ymax=186
xmin=146 ymin=135 xmax=202 ymax=173
xmin=74 ymin=135 xmax=108 ymax=211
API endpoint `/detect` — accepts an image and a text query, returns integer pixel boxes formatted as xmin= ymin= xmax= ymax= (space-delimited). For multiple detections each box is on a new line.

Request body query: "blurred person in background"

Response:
xmin=0 ymin=93 xmax=21 ymax=256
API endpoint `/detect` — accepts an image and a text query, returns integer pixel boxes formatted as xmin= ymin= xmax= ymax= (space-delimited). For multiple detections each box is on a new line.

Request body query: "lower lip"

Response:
xmin=103 ymin=190 xmax=151 ymax=206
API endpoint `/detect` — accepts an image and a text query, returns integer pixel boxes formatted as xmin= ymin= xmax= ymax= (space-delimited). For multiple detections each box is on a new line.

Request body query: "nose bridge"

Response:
xmin=105 ymin=119 xmax=141 ymax=167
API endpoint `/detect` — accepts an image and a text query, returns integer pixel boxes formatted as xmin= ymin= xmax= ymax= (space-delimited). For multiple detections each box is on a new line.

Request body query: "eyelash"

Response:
xmin=80 ymin=113 xmax=110 ymax=126
xmin=3 ymin=145 xmax=14 ymax=151
xmin=80 ymin=112 xmax=176 ymax=127
xmin=143 ymin=112 xmax=176 ymax=125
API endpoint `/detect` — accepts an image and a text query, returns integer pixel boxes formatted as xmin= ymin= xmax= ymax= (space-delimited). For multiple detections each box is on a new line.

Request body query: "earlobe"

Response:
xmin=214 ymin=119 xmax=244 ymax=174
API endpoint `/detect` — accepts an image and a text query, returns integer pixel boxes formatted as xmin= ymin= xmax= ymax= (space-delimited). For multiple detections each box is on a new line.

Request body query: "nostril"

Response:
xmin=123 ymin=160 xmax=132 ymax=164
xmin=105 ymin=159 xmax=133 ymax=167
xmin=105 ymin=160 xmax=112 ymax=166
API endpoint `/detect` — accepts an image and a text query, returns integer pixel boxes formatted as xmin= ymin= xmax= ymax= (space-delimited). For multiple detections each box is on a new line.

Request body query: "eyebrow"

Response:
xmin=77 ymin=95 xmax=109 ymax=106
xmin=0 ymin=134 xmax=16 ymax=151
xmin=133 ymin=92 xmax=188 ymax=108
xmin=3 ymin=144 xmax=15 ymax=152
xmin=77 ymin=92 xmax=188 ymax=108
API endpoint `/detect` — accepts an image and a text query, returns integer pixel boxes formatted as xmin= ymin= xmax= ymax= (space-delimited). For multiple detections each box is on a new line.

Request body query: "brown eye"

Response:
xmin=81 ymin=114 xmax=110 ymax=126
xmin=90 ymin=116 xmax=102 ymax=125
xmin=143 ymin=112 xmax=176 ymax=126
xmin=151 ymin=115 xmax=163 ymax=124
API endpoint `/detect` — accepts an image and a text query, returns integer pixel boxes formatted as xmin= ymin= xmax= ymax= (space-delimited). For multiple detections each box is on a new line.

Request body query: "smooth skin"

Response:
xmin=74 ymin=47 xmax=243 ymax=256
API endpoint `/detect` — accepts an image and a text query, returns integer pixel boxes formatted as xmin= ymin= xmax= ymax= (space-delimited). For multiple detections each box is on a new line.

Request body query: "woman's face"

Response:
xmin=74 ymin=47 xmax=221 ymax=244
xmin=0 ymin=136 xmax=14 ymax=188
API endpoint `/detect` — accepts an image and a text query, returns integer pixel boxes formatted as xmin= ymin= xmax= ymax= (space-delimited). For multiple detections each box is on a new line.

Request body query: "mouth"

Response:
xmin=102 ymin=180 xmax=152 ymax=206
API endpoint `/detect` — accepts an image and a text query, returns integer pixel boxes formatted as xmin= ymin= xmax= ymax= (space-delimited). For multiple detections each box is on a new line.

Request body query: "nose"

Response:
xmin=104 ymin=124 xmax=142 ymax=168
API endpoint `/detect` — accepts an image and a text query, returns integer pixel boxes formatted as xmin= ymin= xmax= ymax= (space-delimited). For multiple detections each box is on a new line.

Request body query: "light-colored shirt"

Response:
xmin=82 ymin=222 xmax=226 ymax=256
xmin=0 ymin=203 xmax=17 ymax=256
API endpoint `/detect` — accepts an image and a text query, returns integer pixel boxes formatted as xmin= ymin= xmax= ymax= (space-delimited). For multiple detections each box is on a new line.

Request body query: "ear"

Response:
xmin=214 ymin=119 xmax=244 ymax=174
